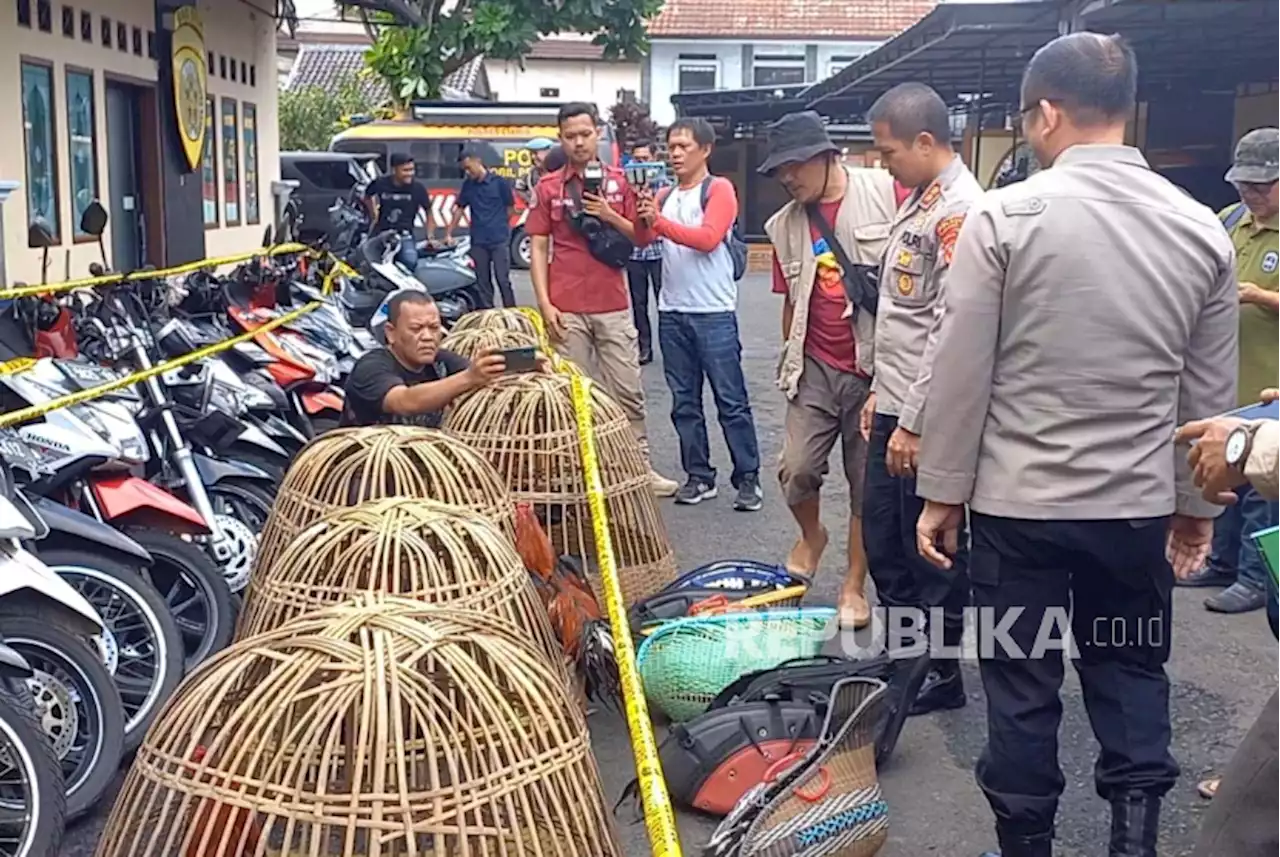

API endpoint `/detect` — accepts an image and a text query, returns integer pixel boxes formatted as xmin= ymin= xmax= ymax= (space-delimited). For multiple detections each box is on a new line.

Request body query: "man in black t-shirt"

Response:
xmin=340 ymin=291 xmax=505 ymax=428
xmin=363 ymin=153 xmax=434 ymax=270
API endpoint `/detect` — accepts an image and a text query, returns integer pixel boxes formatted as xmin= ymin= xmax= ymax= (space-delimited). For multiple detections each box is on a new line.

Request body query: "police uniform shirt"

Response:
xmin=1220 ymin=203 xmax=1278 ymax=406
xmin=915 ymin=144 xmax=1238 ymax=521
xmin=873 ymin=156 xmax=983 ymax=433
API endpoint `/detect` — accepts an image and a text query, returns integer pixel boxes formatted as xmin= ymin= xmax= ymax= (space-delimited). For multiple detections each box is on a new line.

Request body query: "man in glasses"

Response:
xmin=1176 ymin=127 xmax=1280 ymax=617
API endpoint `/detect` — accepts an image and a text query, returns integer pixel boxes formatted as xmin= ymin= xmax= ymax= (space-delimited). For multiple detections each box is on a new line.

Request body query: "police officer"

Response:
xmin=913 ymin=33 xmax=1238 ymax=857
xmin=1177 ymin=127 xmax=1279 ymax=615
xmin=860 ymin=82 xmax=983 ymax=715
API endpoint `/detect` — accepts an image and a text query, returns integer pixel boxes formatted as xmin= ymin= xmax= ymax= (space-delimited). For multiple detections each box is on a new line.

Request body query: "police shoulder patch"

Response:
xmin=936 ymin=213 xmax=966 ymax=266
xmin=1262 ymin=250 xmax=1278 ymax=274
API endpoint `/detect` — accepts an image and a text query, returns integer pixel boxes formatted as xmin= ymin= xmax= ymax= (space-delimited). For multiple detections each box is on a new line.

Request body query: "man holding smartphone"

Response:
xmin=340 ymin=291 xmax=504 ymax=428
xmin=526 ymin=102 xmax=678 ymax=496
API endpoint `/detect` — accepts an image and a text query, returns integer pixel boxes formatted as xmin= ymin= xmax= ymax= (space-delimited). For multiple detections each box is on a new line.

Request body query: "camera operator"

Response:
xmin=525 ymin=102 xmax=678 ymax=496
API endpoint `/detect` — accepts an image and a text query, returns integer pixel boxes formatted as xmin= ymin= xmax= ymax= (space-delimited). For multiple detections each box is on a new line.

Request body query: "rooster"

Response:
xmin=513 ymin=502 xmax=621 ymax=708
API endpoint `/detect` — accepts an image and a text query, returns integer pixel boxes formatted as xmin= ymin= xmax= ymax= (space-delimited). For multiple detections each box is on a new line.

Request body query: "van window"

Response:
xmin=290 ymin=159 xmax=358 ymax=192
xmin=332 ymin=139 xmax=388 ymax=174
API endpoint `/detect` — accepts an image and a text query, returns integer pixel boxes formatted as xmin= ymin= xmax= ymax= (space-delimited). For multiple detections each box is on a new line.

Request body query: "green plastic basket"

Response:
xmin=635 ymin=608 xmax=837 ymax=722
xmin=1252 ymin=525 xmax=1279 ymax=586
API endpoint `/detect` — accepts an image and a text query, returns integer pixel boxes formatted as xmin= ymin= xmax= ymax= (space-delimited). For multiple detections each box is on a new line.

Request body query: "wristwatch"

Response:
xmin=1225 ymin=422 xmax=1259 ymax=473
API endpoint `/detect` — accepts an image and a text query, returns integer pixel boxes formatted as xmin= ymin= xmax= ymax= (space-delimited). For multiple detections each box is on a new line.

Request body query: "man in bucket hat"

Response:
xmin=1177 ymin=127 xmax=1280 ymax=617
xmin=762 ymin=110 xmax=897 ymax=629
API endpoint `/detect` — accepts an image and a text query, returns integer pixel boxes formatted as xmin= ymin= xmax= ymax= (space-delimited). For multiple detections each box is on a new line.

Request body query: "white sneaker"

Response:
xmin=649 ymin=470 xmax=679 ymax=497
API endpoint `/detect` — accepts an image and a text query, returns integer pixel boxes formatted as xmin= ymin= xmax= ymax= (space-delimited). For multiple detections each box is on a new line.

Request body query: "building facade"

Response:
xmin=486 ymin=38 xmax=640 ymax=113
xmin=2 ymin=0 xmax=283 ymax=285
xmin=643 ymin=0 xmax=937 ymax=125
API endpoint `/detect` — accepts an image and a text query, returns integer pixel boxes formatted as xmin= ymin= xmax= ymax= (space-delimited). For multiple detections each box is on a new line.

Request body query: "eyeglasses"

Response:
xmin=1235 ymin=181 xmax=1277 ymax=197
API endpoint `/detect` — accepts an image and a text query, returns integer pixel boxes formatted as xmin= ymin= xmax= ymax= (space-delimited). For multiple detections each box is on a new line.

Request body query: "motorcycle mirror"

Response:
xmin=262 ymin=225 xmax=274 ymax=247
xmin=27 ymin=219 xmax=55 ymax=249
xmin=80 ymin=200 xmax=109 ymax=238
xmin=88 ymin=262 xmax=106 ymax=277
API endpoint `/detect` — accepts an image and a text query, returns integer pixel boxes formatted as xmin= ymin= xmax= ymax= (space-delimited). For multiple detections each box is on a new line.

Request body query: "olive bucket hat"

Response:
xmin=757 ymin=111 xmax=841 ymax=176
xmin=1225 ymin=127 xmax=1279 ymax=184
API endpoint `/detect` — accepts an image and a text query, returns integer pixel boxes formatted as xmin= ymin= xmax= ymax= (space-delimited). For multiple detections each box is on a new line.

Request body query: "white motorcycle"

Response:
xmin=0 ymin=459 xmax=125 ymax=820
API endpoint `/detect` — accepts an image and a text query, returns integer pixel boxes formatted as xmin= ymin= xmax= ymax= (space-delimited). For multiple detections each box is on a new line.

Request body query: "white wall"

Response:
xmin=0 ymin=0 xmax=279 ymax=284
xmin=486 ymin=58 xmax=640 ymax=116
xmin=648 ymin=38 xmax=883 ymax=126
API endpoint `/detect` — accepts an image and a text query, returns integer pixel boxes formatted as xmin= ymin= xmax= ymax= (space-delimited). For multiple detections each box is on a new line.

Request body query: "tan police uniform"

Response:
xmin=915 ymin=144 xmax=1238 ymax=841
xmin=863 ymin=154 xmax=983 ymax=663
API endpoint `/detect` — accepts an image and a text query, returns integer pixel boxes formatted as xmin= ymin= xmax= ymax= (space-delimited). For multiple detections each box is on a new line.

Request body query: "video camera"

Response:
xmin=569 ymin=161 xmax=633 ymax=268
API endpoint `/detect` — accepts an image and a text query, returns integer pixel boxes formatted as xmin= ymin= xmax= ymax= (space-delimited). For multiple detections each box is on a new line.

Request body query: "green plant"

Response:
xmin=278 ymin=73 xmax=371 ymax=151
xmin=356 ymin=0 xmax=665 ymax=110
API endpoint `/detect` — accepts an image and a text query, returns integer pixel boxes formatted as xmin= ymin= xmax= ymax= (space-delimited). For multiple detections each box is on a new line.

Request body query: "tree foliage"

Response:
xmin=609 ymin=98 xmax=660 ymax=148
xmin=278 ymin=73 xmax=373 ymax=151
xmin=356 ymin=0 xmax=665 ymax=108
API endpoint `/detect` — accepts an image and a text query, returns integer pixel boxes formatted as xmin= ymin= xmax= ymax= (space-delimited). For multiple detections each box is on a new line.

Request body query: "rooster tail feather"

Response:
xmin=576 ymin=620 xmax=621 ymax=709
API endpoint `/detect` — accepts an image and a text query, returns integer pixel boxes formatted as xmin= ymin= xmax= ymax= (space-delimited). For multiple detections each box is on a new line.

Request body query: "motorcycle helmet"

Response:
xmin=525 ymin=137 xmax=554 ymax=152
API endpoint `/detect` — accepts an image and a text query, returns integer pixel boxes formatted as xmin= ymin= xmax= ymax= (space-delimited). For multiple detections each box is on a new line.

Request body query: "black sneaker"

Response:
xmin=733 ymin=475 xmax=764 ymax=511
xmin=674 ymin=478 xmax=717 ymax=505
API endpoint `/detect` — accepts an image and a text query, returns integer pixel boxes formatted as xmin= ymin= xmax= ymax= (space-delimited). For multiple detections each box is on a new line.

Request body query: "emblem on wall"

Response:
xmin=171 ymin=5 xmax=207 ymax=173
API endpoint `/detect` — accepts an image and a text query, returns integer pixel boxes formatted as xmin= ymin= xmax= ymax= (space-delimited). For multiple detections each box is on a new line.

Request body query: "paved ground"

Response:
xmin=64 ymin=271 xmax=1276 ymax=855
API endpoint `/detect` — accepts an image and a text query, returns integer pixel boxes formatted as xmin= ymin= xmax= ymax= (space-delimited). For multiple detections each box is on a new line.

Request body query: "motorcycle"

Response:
xmin=360 ymin=231 xmax=477 ymax=338
xmin=0 ymin=363 xmax=234 ymax=671
xmin=1 ymin=431 xmax=183 ymax=752
xmin=0 ymin=639 xmax=64 ymax=856
xmin=0 ymin=458 xmax=125 ymax=820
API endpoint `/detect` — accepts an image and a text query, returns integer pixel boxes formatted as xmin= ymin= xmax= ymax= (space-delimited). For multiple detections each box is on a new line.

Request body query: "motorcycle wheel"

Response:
xmin=123 ymin=530 xmax=234 ymax=672
xmin=207 ymin=479 xmax=274 ymax=596
xmin=0 ymin=679 xmax=65 ymax=857
xmin=0 ymin=617 xmax=125 ymax=821
xmin=35 ymin=548 xmax=184 ymax=753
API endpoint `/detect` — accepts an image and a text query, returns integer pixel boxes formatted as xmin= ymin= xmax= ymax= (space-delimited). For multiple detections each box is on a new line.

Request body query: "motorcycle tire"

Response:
xmin=122 ymin=529 xmax=234 ymax=672
xmin=0 ymin=679 xmax=65 ymax=856
xmin=0 ymin=616 xmax=126 ymax=821
xmin=35 ymin=547 xmax=185 ymax=753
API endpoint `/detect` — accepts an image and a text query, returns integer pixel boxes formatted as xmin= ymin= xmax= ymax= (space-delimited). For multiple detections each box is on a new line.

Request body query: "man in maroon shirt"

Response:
xmin=526 ymin=102 xmax=678 ymax=496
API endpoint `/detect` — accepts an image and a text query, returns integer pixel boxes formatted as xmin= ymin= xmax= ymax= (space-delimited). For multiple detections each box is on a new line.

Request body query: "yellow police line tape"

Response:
xmin=515 ymin=305 xmax=683 ymax=857
xmin=0 ymin=242 xmax=312 ymax=301
xmin=0 ymin=263 xmax=342 ymax=431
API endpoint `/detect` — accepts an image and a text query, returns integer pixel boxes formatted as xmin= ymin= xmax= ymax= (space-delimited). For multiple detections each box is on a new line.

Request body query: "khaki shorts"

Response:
xmin=555 ymin=308 xmax=649 ymax=457
xmin=778 ymin=356 xmax=871 ymax=514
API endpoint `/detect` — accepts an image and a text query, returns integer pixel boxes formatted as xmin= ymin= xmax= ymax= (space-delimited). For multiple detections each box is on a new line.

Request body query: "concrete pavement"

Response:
xmin=63 ymin=271 xmax=1277 ymax=856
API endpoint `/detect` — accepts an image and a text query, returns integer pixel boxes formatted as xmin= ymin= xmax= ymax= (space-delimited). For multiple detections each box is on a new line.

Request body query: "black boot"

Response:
xmin=980 ymin=829 xmax=1054 ymax=857
xmin=1109 ymin=791 xmax=1160 ymax=857
xmin=909 ymin=658 xmax=966 ymax=715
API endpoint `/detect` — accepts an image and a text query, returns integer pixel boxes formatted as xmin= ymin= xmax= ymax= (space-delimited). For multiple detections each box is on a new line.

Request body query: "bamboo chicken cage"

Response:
xmin=95 ymin=595 xmax=623 ymax=857
xmin=448 ymin=307 xmax=541 ymax=338
xmin=440 ymin=325 xmax=538 ymax=360
xmin=443 ymin=372 xmax=677 ymax=607
xmin=235 ymin=498 xmax=563 ymax=671
xmin=255 ymin=426 xmax=514 ymax=576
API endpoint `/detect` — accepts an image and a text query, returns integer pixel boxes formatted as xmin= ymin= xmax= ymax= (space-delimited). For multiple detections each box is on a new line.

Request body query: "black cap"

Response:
xmin=389 ymin=152 xmax=413 ymax=168
xmin=758 ymin=111 xmax=840 ymax=176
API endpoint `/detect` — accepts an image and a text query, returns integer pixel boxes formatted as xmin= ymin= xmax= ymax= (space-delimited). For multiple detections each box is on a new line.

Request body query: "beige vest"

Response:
xmin=765 ymin=166 xmax=897 ymax=399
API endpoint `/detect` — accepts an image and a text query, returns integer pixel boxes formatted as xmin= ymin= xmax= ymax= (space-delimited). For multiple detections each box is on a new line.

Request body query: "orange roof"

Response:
xmin=648 ymin=0 xmax=939 ymax=38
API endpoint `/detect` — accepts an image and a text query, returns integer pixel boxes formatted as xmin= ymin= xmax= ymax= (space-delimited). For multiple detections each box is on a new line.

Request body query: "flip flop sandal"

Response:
xmin=1197 ymin=777 xmax=1220 ymax=800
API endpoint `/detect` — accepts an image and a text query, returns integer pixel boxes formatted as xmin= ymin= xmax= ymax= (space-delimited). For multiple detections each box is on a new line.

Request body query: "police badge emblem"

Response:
xmin=1263 ymin=251 xmax=1278 ymax=274
xmin=897 ymin=273 xmax=914 ymax=296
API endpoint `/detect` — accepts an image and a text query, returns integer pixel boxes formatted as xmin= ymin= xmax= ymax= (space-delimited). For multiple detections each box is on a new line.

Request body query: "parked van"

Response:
xmin=329 ymin=101 xmax=619 ymax=268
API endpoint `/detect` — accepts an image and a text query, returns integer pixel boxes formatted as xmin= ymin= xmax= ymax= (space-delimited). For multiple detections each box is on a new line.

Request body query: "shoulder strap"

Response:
xmin=1221 ymin=203 xmax=1248 ymax=231
xmin=699 ymin=175 xmax=714 ymax=210
xmin=805 ymin=202 xmax=878 ymax=317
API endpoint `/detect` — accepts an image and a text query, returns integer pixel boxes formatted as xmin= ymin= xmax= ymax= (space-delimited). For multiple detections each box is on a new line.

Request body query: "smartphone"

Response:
xmin=500 ymin=346 xmax=538 ymax=374
xmin=625 ymin=161 xmax=666 ymax=189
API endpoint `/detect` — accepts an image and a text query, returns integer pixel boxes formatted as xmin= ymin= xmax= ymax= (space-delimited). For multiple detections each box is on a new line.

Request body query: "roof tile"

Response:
xmin=285 ymin=44 xmax=483 ymax=101
xmin=649 ymin=0 xmax=938 ymax=38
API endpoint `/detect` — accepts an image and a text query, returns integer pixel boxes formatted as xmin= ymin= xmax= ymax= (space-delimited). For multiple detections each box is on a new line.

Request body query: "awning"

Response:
xmin=671 ymin=84 xmax=810 ymax=124
xmin=802 ymin=1 xmax=1064 ymax=113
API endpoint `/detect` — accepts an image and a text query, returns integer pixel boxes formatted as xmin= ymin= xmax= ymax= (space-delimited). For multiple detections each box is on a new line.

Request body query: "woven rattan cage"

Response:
xmin=237 ymin=498 xmax=563 ymax=663
xmin=449 ymin=307 xmax=540 ymax=338
xmin=440 ymin=325 xmax=538 ymax=360
xmin=256 ymin=426 xmax=514 ymax=577
xmin=444 ymin=372 xmax=677 ymax=607
xmin=95 ymin=595 xmax=623 ymax=857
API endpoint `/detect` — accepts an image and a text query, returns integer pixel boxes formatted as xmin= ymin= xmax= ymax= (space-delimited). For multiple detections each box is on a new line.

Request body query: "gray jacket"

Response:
xmin=873 ymin=155 xmax=983 ymax=432
xmin=916 ymin=144 xmax=1238 ymax=520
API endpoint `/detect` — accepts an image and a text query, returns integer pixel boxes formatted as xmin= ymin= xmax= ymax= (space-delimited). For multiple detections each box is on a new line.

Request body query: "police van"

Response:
xmin=329 ymin=101 xmax=620 ymax=268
